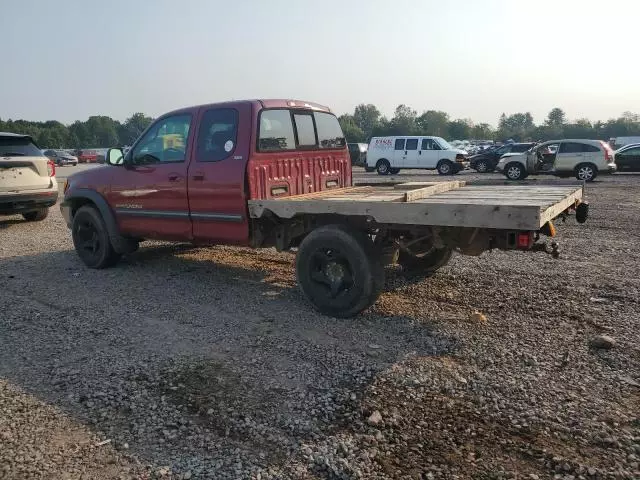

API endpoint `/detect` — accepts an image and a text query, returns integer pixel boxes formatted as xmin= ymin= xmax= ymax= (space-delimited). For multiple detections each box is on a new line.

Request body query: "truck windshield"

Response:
xmin=0 ymin=137 xmax=43 ymax=157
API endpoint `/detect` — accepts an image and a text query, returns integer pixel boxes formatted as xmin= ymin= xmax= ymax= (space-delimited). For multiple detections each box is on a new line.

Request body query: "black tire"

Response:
xmin=296 ymin=224 xmax=384 ymax=318
xmin=504 ymin=162 xmax=525 ymax=181
xmin=475 ymin=160 xmax=490 ymax=173
xmin=22 ymin=208 xmax=49 ymax=222
xmin=437 ymin=160 xmax=454 ymax=175
xmin=364 ymin=166 xmax=375 ymax=173
xmin=389 ymin=168 xmax=401 ymax=175
xmin=72 ymin=205 xmax=121 ymax=269
xmin=376 ymin=159 xmax=391 ymax=175
xmin=398 ymin=246 xmax=453 ymax=278
xmin=575 ymin=163 xmax=598 ymax=182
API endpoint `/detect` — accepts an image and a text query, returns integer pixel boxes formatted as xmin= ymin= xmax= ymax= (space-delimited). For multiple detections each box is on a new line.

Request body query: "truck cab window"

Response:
xmin=132 ymin=114 xmax=191 ymax=164
xmin=196 ymin=108 xmax=239 ymax=162
xmin=293 ymin=113 xmax=316 ymax=147
xmin=258 ymin=110 xmax=295 ymax=151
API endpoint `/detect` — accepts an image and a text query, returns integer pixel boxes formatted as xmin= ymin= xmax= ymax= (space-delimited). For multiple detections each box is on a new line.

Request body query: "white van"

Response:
xmin=366 ymin=136 xmax=469 ymax=175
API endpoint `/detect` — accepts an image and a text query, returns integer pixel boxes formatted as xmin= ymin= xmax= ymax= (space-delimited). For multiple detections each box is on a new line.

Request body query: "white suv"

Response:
xmin=366 ymin=136 xmax=468 ymax=175
xmin=496 ymin=139 xmax=616 ymax=182
xmin=0 ymin=133 xmax=58 ymax=221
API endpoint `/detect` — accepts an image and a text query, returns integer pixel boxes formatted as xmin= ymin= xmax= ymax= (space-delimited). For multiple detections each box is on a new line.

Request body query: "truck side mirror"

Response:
xmin=106 ymin=148 xmax=124 ymax=166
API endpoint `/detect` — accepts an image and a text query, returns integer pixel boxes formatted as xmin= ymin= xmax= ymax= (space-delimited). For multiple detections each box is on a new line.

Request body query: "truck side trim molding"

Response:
xmin=190 ymin=212 xmax=243 ymax=222
xmin=115 ymin=208 xmax=243 ymax=222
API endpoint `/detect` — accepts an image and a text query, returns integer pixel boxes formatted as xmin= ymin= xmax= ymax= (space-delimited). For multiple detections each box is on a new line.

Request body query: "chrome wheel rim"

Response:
xmin=507 ymin=166 xmax=521 ymax=179
xmin=578 ymin=166 xmax=594 ymax=180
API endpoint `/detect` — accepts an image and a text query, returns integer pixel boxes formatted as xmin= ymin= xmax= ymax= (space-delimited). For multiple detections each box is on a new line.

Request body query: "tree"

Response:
xmin=471 ymin=122 xmax=495 ymax=140
xmin=447 ymin=119 xmax=472 ymax=140
xmin=338 ymin=114 xmax=365 ymax=143
xmin=388 ymin=104 xmax=417 ymax=135
xmin=119 ymin=113 xmax=154 ymax=146
xmin=498 ymin=112 xmax=535 ymax=141
xmin=416 ymin=110 xmax=449 ymax=137
xmin=546 ymin=108 xmax=566 ymax=127
xmin=352 ymin=104 xmax=381 ymax=140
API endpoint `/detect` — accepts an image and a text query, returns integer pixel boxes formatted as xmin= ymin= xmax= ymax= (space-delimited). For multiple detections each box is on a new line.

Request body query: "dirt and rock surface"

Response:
xmin=0 ymin=171 xmax=638 ymax=479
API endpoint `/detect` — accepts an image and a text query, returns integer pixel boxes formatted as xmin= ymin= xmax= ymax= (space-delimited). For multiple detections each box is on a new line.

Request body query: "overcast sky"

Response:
xmin=2 ymin=0 xmax=638 ymax=126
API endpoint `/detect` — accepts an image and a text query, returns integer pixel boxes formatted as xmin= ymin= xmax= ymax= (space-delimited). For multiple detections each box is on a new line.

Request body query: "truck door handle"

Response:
xmin=168 ymin=174 xmax=183 ymax=182
xmin=192 ymin=172 xmax=205 ymax=181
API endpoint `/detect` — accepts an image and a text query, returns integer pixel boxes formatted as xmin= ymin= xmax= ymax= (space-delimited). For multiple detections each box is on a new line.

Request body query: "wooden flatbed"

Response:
xmin=248 ymin=181 xmax=584 ymax=230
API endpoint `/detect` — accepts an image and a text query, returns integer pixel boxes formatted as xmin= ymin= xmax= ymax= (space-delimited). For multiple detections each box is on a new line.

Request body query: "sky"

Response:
xmin=2 ymin=0 xmax=639 ymax=126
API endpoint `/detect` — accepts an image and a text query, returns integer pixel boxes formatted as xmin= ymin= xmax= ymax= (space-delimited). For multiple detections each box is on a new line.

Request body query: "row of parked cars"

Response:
xmin=40 ymin=148 xmax=111 ymax=166
xmin=348 ymin=137 xmax=640 ymax=182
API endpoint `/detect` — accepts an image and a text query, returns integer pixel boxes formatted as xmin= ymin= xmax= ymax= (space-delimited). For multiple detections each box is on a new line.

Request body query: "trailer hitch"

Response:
xmin=531 ymin=240 xmax=560 ymax=259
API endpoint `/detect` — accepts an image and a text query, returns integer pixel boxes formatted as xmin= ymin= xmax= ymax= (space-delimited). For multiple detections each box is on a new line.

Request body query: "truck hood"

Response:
xmin=66 ymin=165 xmax=113 ymax=189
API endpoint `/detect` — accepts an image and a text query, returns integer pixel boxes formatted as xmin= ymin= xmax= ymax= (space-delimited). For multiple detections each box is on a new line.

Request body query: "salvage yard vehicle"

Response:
xmin=366 ymin=136 xmax=469 ymax=175
xmin=1 ymin=132 xmax=58 ymax=221
xmin=496 ymin=139 xmax=616 ymax=182
xmin=469 ymin=142 xmax=534 ymax=173
xmin=61 ymin=99 xmax=590 ymax=317
xmin=44 ymin=149 xmax=78 ymax=166
xmin=614 ymin=143 xmax=640 ymax=172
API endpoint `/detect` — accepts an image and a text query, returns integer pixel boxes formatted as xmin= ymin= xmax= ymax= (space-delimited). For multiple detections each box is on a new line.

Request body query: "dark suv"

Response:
xmin=469 ymin=142 xmax=534 ymax=172
xmin=347 ymin=142 xmax=368 ymax=167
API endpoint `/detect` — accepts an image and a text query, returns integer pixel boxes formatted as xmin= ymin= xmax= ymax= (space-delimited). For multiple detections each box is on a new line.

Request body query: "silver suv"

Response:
xmin=0 ymin=133 xmax=58 ymax=221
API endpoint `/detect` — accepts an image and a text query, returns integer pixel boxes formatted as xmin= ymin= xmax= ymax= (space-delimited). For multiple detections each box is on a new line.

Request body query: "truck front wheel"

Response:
xmin=72 ymin=205 xmax=121 ymax=269
xmin=296 ymin=224 xmax=384 ymax=318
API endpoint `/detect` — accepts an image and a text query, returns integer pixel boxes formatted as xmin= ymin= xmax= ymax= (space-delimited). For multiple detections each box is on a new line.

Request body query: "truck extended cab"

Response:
xmin=61 ymin=99 xmax=589 ymax=318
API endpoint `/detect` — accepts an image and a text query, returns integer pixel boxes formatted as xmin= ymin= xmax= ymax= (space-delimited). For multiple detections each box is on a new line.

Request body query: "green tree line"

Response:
xmin=0 ymin=113 xmax=154 ymax=149
xmin=339 ymin=105 xmax=640 ymax=143
xmin=2 ymin=106 xmax=639 ymax=148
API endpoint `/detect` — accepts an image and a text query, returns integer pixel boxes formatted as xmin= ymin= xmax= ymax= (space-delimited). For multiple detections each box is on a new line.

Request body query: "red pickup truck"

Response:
xmin=61 ymin=99 xmax=589 ymax=317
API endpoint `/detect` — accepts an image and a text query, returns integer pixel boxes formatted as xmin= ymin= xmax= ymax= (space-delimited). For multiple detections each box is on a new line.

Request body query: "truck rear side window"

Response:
xmin=314 ymin=112 xmax=346 ymax=149
xmin=258 ymin=109 xmax=346 ymax=152
xmin=293 ymin=113 xmax=317 ymax=147
xmin=259 ymin=110 xmax=296 ymax=151
xmin=196 ymin=108 xmax=239 ymax=162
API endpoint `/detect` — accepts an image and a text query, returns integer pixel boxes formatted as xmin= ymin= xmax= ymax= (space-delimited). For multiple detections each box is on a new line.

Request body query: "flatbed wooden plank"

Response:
xmin=247 ymin=184 xmax=584 ymax=230
xmin=285 ymin=186 xmax=371 ymax=200
xmin=403 ymin=181 xmax=465 ymax=202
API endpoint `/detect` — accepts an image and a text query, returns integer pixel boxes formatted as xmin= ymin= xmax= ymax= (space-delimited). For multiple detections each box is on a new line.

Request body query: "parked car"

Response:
xmin=366 ymin=136 xmax=468 ymax=175
xmin=75 ymin=149 xmax=97 ymax=163
xmin=469 ymin=142 xmax=534 ymax=172
xmin=44 ymin=149 xmax=78 ymax=166
xmin=610 ymin=136 xmax=640 ymax=149
xmin=614 ymin=143 xmax=640 ymax=172
xmin=347 ymin=143 xmax=368 ymax=167
xmin=59 ymin=99 xmax=589 ymax=318
xmin=496 ymin=139 xmax=616 ymax=181
xmin=0 ymin=133 xmax=58 ymax=221
xmin=95 ymin=148 xmax=109 ymax=163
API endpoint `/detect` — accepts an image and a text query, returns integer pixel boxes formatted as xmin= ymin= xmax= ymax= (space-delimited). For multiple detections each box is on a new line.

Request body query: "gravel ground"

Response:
xmin=0 ymin=172 xmax=638 ymax=479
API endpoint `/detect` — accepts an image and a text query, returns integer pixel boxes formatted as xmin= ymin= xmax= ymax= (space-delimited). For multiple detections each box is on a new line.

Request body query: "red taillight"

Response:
xmin=47 ymin=160 xmax=56 ymax=177
xmin=517 ymin=232 xmax=533 ymax=249
xmin=600 ymin=141 xmax=612 ymax=162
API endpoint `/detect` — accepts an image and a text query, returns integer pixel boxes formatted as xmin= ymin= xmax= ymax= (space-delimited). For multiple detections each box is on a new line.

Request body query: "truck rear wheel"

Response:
xmin=72 ymin=205 xmax=121 ymax=269
xmin=398 ymin=246 xmax=453 ymax=278
xmin=22 ymin=208 xmax=49 ymax=222
xmin=296 ymin=224 xmax=384 ymax=318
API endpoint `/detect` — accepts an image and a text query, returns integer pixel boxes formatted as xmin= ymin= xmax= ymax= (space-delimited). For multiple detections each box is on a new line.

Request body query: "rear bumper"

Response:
xmin=0 ymin=190 xmax=58 ymax=215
